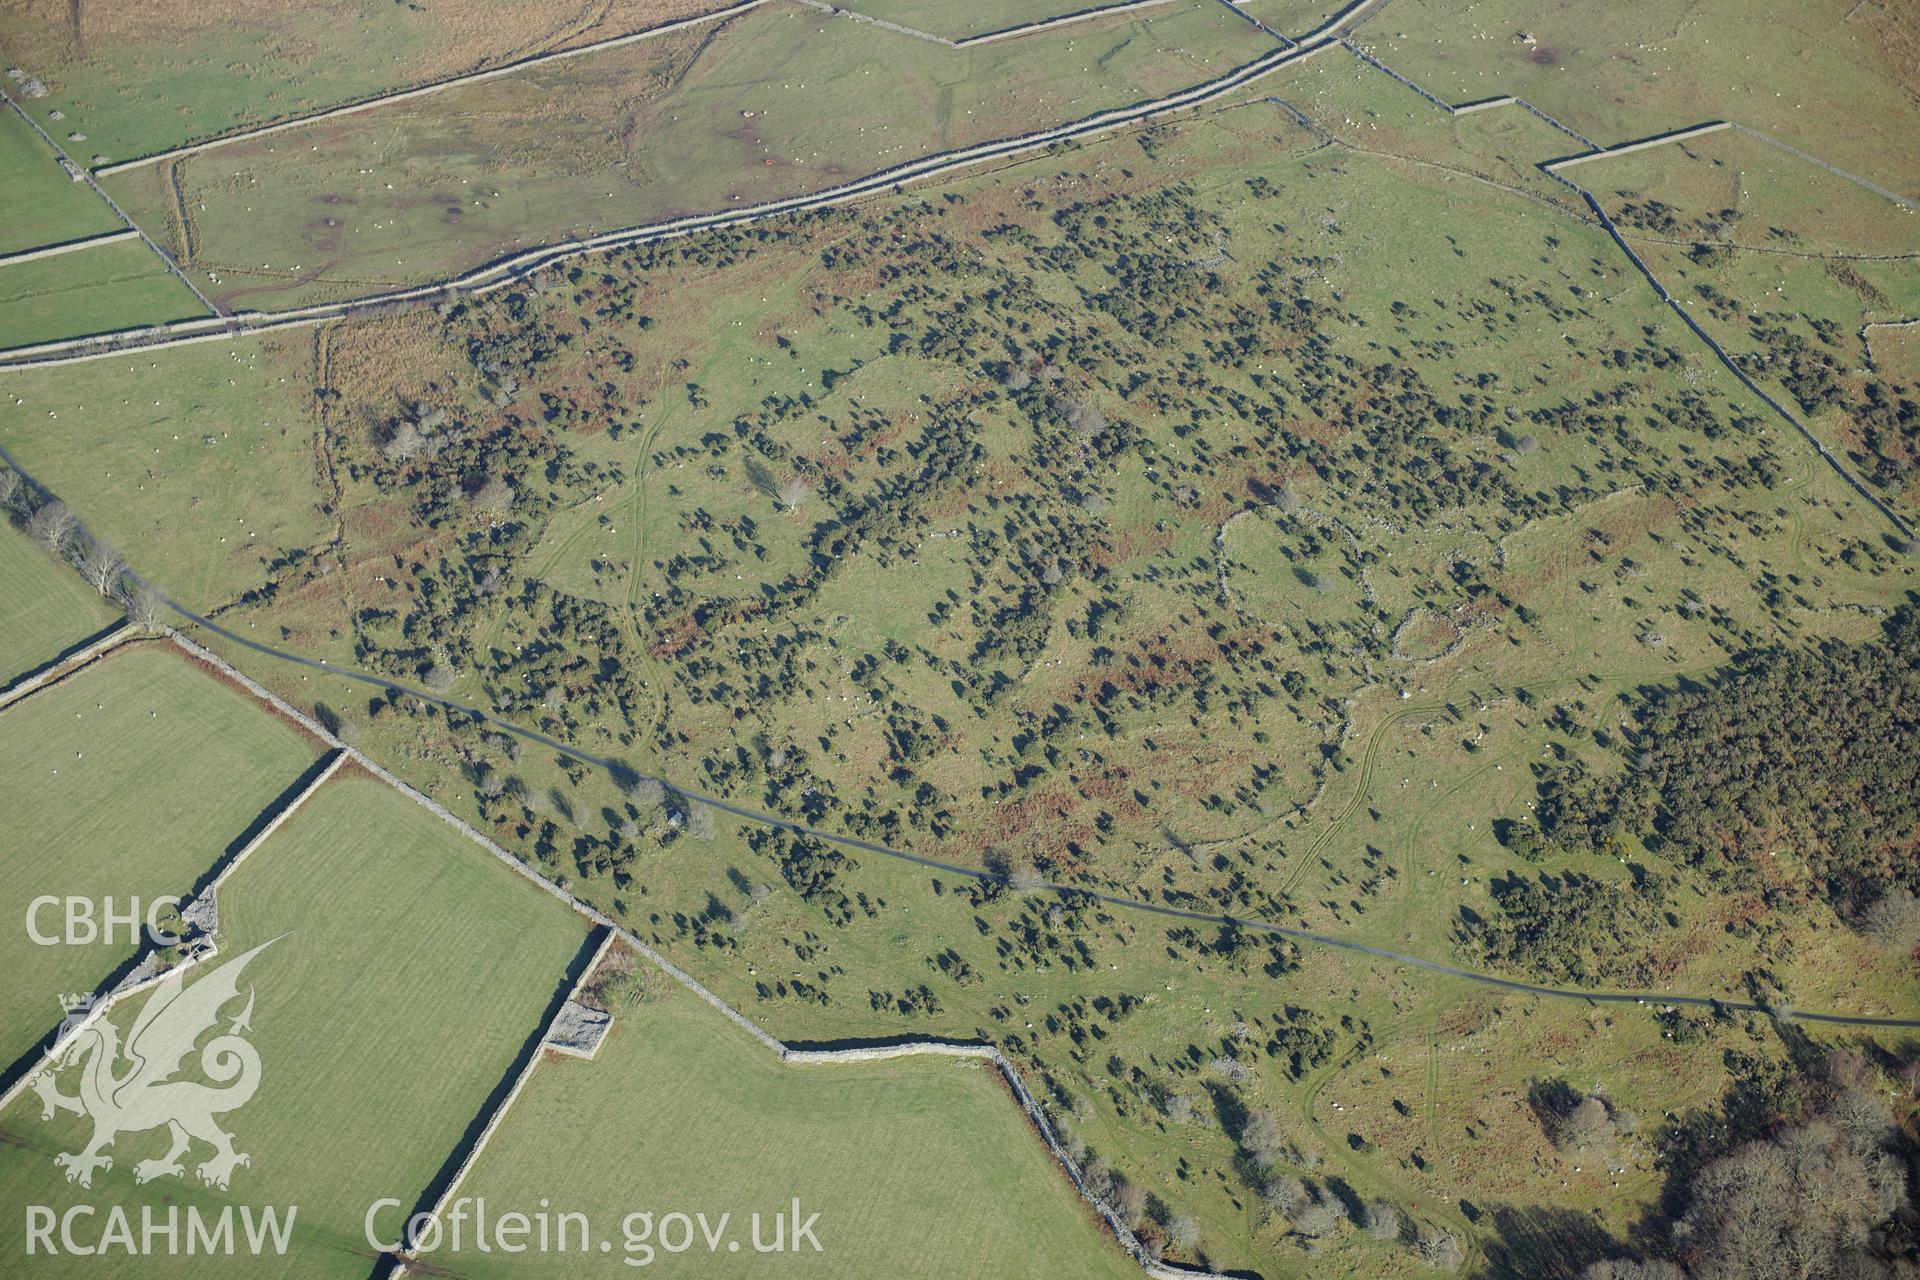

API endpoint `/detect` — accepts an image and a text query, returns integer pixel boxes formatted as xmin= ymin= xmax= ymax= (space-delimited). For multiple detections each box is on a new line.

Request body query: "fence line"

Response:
xmin=0 ymin=229 xmax=139 ymax=269
xmin=0 ymin=620 xmax=136 ymax=711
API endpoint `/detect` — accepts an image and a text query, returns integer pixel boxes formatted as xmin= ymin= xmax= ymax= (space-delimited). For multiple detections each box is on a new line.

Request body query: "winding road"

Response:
xmin=0 ymin=439 xmax=1912 ymax=1031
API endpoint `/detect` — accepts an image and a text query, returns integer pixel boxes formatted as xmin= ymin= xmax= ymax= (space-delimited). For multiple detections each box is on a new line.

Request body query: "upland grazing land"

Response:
xmin=1359 ymin=0 xmax=1920 ymax=186
xmin=0 ymin=332 xmax=333 ymax=610
xmin=0 ymin=642 xmax=317 ymax=1071
xmin=100 ymin=0 xmax=1271 ymax=313
xmin=110 ymin=106 xmax=1909 ymax=1272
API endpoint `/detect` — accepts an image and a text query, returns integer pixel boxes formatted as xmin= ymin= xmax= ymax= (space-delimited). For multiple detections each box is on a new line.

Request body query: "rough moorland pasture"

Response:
xmin=192 ymin=100 xmax=1917 ymax=913
xmin=102 ymin=0 xmax=1271 ymax=313
xmin=828 ymin=0 xmax=1112 ymax=38
xmin=1874 ymin=322 xmax=1920 ymax=385
xmin=0 ymin=520 xmax=117 ymax=686
xmin=0 ymin=641 xmax=317 ymax=1073
xmin=0 ymin=110 xmax=121 ymax=256
xmin=436 ymin=977 xmax=1140 ymax=1280
xmin=0 ymin=332 xmax=331 ymax=611
xmin=0 ymin=237 xmax=203 ymax=350
xmin=0 ymin=0 xmax=727 ymax=166
xmin=1355 ymin=0 xmax=1920 ymax=189
xmin=1581 ymin=132 xmax=1920 ymax=513
xmin=0 ymin=771 xmax=590 ymax=1279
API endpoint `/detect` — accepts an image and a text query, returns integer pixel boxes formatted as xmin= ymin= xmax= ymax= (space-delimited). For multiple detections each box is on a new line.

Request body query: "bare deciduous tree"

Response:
xmin=628 ymin=776 xmax=666 ymax=810
xmin=1579 ymin=1260 xmax=1685 ymax=1280
xmin=1262 ymin=1174 xmax=1308 ymax=1218
xmin=984 ymin=847 xmax=1042 ymax=893
xmin=470 ymin=477 xmax=515 ymax=516
xmin=0 ymin=466 xmax=24 ymax=515
xmin=27 ymin=499 xmax=75 ymax=555
xmin=1556 ymin=1095 xmax=1616 ymax=1153
xmin=1861 ymin=890 xmax=1920 ymax=952
xmin=1239 ymin=1111 xmax=1287 ymax=1170
xmin=121 ymin=583 xmax=167 ymax=632
xmin=1292 ymin=1200 xmax=1341 ymax=1239
xmin=684 ymin=800 xmax=717 ymax=841
xmin=1081 ymin=1160 xmax=1113 ymax=1201
xmin=1363 ymin=1201 xmax=1401 ymax=1241
xmin=78 ymin=537 xmax=125 ymax=596
xmin=777 ymin=476 xmax=811 ymax=512
xmin=382 ymin=420 xmax=425 ymax=462
xmin=1416 ymin=1224 xmax=1464 ymax=1270
xmin=1673 ymin=1111 xmax=1905 ymax=1280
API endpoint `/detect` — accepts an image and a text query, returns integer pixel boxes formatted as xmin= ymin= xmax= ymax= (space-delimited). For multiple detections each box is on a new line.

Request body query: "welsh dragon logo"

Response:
xmin=31 ymin=939 xmax=277 ymax=1191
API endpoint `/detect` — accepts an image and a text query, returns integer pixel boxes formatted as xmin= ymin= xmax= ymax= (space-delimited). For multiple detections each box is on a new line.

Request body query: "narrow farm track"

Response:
xmin=1295 ymin=1005 xmax=1484 ymax=1268
xmin=1278 ymin=698 xmax=1437 ymax=900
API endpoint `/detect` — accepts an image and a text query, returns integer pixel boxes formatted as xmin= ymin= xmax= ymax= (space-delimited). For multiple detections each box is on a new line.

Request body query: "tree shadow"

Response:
xmin=1478 ymin=1203 xmax=1622 ymax=1280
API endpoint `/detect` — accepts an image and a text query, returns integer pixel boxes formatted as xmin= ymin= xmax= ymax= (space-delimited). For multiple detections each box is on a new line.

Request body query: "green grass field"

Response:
xmin=0 ymin=522 xmax=118 ymax=687
xmin=0 ymin=642 xmax=317 ymax=1072
xmin=1238 ymin=0 xmax=1348 ymax=30
xmin=0 ymin=770 xmax=590 ymax=1278
xmin=438 ymin=977 xmax=1139 ymax=1278
xmin=0 ymin=238 xmax=204 ymax=351
xmin=0 ymin=112 xmax=122 ymax=256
